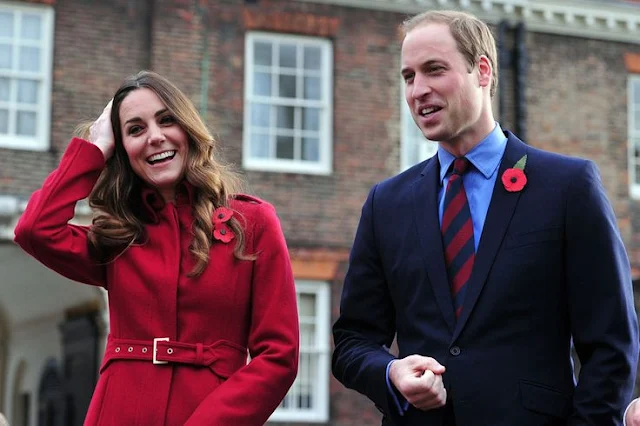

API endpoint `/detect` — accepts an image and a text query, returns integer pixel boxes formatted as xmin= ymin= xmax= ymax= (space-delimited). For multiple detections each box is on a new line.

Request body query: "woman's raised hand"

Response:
xmin=90 ymin=100 xmax=115 ymax=160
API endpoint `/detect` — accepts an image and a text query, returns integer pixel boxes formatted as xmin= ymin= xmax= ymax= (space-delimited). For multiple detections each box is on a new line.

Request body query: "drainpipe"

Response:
xmin=514 ymin=21 xmax=528 ymax=142
xmin=144 ymin=0 xmax=154 ymax=70
xmin=497 ymin=20 xmax=510 ymax=121
xmin=196 ymin=2 xmax=210 ymax=119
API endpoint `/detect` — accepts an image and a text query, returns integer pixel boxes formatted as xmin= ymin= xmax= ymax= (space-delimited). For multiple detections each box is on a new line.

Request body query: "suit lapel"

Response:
xmin=453 ymin=133 xmax=528 ymax=340
xmin=412 ymin=157 xmax=456 ymax=333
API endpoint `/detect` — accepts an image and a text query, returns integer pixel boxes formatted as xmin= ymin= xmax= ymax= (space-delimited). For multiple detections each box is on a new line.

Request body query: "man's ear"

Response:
xmin=477 ymin=55 xmax=492 ymax=89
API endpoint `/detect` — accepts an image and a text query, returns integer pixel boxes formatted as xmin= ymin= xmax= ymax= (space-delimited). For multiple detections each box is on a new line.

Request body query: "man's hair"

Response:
xmin=402 ymin=10 xmax=498 ymax=97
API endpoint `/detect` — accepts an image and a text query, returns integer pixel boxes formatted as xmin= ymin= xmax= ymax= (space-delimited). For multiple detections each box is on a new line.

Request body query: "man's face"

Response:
xmin=401 ymin=23 xmax=487 ymax=149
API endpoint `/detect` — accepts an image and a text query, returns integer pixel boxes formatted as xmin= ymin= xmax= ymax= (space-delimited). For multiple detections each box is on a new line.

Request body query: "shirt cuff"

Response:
xmin=386 ymin=360 xmax=410 ymax=415
xmin=624 ymin=398 xmax=638 ymax=426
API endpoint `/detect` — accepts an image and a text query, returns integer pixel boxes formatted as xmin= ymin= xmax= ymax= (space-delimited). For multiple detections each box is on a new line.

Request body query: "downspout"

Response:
xmin=196 ymin=3 xmax=210 ymax=119
xmin=514 ymin=21 xmax=528 ymax=142
xmin=144 ymin=0 xmax=154 ymax=70
xmin=497 ymin=20 xmax=510 ymax=121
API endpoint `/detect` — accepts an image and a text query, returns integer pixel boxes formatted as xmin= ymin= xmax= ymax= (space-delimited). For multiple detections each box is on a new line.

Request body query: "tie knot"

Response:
xmin=452 ymin=157 xmax=470 ymax=176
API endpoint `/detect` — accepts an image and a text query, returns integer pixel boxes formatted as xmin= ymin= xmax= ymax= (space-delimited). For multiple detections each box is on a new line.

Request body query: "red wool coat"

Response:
xmin=14 ymin=138 xmax=299 ymax=426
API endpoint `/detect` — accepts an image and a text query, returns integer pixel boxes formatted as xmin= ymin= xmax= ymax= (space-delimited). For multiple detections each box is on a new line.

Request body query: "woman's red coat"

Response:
xmin=14 ymin=138 xmax=299 ymax=425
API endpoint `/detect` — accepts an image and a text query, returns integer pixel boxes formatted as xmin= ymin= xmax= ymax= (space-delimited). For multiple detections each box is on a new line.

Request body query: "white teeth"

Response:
xmin=421 ymin=107 xmax=438 ymax=116
xmin=148 ymin=151 xmax=176 ymax=162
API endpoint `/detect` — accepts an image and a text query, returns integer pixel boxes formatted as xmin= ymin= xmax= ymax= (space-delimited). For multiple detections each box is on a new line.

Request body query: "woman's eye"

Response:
xmin=128 ymin=125 xmax=142 ymax=135
xmin=160 ymin=115 xmax=176 ymax=125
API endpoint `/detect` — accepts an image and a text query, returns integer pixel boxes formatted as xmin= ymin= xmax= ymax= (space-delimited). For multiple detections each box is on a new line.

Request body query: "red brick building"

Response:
xmin=1 ymin=0 xmax=640 ymax=425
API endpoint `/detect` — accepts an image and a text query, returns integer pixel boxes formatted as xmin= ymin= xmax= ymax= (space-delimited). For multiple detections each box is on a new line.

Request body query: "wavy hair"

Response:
xmin=87 ymin=70 xmax=252 ymax=276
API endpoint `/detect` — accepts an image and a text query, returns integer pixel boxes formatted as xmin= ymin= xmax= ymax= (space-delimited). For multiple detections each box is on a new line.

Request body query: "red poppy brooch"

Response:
xmin=501 ymin=154 xmax=527 ymax=192
xmin=213 ymin=206 xmax=235 ymax=243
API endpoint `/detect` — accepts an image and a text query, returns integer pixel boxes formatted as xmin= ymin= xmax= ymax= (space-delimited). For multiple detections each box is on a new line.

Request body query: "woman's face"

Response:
xmin=118 ymin=88 xmax=189 ymax=203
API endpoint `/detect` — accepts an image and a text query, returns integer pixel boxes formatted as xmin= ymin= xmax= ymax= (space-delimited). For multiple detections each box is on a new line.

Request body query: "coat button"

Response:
xmin=450 ymin=346 xmax=461 ymax=356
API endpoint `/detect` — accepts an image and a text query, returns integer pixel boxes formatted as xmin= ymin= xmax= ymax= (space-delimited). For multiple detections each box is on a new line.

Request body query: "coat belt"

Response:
xmin=100 ymin=336 xmax=248 ymax=378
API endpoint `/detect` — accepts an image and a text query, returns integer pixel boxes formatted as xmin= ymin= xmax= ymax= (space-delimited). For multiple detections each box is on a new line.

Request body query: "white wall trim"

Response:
xmin=293 ymin=0 xmax=640 ymax=44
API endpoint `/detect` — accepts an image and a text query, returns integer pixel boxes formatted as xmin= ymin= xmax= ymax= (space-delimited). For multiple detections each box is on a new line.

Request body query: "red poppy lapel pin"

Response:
xmin=501 ymin=154 xmax=527 ymax=192
xmin=213 ymin=206 xmax=235 ymax=243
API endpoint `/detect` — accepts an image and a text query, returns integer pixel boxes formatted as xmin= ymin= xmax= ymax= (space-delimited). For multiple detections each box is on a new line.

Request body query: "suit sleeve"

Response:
xmin=13 ymin=137 xmax=107 ymax=287
xmin=184 ymin=202 xmax=299 ymax=426
xmin=566 ymin=161 xmax=639 ymax=425
xmin=332 ymin=184 xmax=401 ymax=420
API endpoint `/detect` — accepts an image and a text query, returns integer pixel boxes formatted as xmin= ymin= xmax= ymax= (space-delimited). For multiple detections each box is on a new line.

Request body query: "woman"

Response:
xmin=14 ymin=71 xmax=299 ymax=425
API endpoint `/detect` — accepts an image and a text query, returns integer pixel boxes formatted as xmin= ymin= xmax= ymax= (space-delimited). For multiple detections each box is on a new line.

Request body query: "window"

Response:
xmin=629 ymin=75 xmax=640 ymax=197
xmin=0 ymin=3 xmax=53 ymax=151
xmin=400 ymin=91 xmax=438 ymax=170
xmin=243 ymin=32 xmax=333 ymax=175
xmin=270 ymin=281 xmax=330 ymax=423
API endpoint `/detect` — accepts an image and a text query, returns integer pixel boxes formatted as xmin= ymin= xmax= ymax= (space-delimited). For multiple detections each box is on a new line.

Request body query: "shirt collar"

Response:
xmin=438 ymin=122 xmax=507 ymax=184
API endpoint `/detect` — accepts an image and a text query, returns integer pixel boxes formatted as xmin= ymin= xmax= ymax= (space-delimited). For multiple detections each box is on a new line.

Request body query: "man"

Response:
xmin=332 ymin=9 xmax=639 ymax=426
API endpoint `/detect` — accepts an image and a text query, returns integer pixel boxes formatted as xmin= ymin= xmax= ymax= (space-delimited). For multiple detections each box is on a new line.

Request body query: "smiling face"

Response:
xmin=401 ymin=23 xmax=494 ymax=156
xmin=118 ymin=88 xmax=189 ymax=202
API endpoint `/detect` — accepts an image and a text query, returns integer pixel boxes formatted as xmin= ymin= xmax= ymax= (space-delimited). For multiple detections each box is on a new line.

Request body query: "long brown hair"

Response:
xmin=87 ymin=70 xmax=251 ymax=276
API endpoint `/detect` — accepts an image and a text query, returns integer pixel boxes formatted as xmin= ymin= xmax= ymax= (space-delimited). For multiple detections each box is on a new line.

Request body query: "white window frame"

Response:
xmin=400 ymin=90 xmax=438 ymax=171
xmin=0 ymin=2 xmax=54 ymax=151
xmin=629 ymin=75 xmax=640 ymax=198
xmin=243 ymin=32 xmax=333 ymax=175
xmin=269 ymin=280 xmax=330 ymax=423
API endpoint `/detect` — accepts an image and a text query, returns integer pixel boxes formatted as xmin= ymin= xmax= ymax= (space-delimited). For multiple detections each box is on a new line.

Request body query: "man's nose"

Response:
xmin=412 ymin=74 xmax=432 ymax=100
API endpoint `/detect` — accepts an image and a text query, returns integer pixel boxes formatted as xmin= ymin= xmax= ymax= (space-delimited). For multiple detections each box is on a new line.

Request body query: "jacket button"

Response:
xmin=450 ymin=346 xmax=461 ymax=356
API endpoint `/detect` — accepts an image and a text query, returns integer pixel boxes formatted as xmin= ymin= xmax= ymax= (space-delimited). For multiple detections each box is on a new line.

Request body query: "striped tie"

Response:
xmin=441 ymin=158 xmax=475 ymax=318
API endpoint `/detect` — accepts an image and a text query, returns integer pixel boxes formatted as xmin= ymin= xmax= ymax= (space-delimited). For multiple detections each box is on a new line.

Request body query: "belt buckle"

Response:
xmin=153 ymin=337 xmax=170 ymax=365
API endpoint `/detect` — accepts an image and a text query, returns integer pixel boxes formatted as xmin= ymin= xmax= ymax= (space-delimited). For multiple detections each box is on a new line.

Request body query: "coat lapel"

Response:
xmin=412 ymin=157 xmax=456 ymax=333
xmin=453 ymin=133 xmax=528 ymax=340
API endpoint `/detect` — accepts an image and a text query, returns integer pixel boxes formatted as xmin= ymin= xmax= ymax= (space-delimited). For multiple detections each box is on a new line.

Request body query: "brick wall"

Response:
xmin=0 ymin=0 xmax=151 ymax=197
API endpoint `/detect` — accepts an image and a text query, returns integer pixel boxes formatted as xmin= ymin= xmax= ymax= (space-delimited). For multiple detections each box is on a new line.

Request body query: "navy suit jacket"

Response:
xmin=332 ymin=132 xmax=639 ymax=425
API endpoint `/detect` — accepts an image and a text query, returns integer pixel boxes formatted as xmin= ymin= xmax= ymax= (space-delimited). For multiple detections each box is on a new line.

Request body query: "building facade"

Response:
xmin=1 ymin=0 xmax=640 ymax=425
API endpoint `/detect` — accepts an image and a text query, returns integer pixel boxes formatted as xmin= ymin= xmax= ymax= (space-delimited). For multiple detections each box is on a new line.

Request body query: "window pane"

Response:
xmin=17 ymin=79 xmax=38 ymax=104
xmin=279 ymin=44 xmax=296 ymax=68
xmin=0 ymin=109 xmax=7 ymax=133
xmin=0 ymin=77 xmax=9 ymax=101
xmin=299 ymin=293 xmax=316 ymax=316
xmin=635 ymin=110 xmax=640 ymax=132
xmin=276 ymin=106 xmax=294 ymax=130
xmin=278 ymin=74 xmax=296 ymax=98
xmin=250 ymin=103 xmax=270 ymax=127
xmin=276 ymin=135 xmax=294 ymax=159
xmin=253 ymin=72 xmax=271 ymax=96
xmin=0 ymin=44 xmax=12 ymax=69
xmin=636 ymin=163 xmax=640 ymax=185
xmin=302 ymin=108 xmax=319 ymax=131
xmin=250 ymin=132 xmax=270 ymax=158
xmin=634 ymin=81 xmax=640 ymax=105
xmin=0 ymin=12 xmax=13 ymax=38
xmin=21 ymin=14 xmax=42 ymax=40
xmin=254 ymin=41 xmax=272 ymax=66
xmin=19 ymin=46 xmax=40 ymax=72
xmin=302 ymin=137 xmax=319 ymax=162
xmin=304 ymin=46 xmax=321 ymax=70
xmin=304 ymin=76 xmax=321 ymax=100
xmin=17 ymin=111 xmax=36 ymax=136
